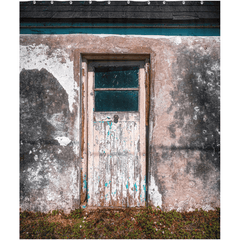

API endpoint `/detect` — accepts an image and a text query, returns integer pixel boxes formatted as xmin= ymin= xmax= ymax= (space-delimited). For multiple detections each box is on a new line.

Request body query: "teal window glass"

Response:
xmin=95 ymin=91 xmax=138 ymax=111
xmin=95 ymin=66 xmax=139 ymax=88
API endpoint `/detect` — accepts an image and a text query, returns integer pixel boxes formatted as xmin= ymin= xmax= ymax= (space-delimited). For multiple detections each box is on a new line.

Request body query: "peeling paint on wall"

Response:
xmin=20 ymin=68 xmax=80 ymax=213
xmin=20 ymin=34 xmax=220 ymax=212
xmin=54 ymin=136 xmax=71 ymax=146
xmin=148 ymin=175 xmax=162 ymax=208
xmin=20 ymin=43 xmax=76 ymax=112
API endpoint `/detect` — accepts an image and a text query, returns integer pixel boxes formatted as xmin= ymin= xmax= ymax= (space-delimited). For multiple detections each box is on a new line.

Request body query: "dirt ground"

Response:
xmin=20 ymin=206 xmax=220 ymax=239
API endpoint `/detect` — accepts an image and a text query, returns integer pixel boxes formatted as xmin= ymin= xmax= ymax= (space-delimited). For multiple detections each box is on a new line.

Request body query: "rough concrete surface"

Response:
xmin=20 ymin=34 xmax=220 ymax=212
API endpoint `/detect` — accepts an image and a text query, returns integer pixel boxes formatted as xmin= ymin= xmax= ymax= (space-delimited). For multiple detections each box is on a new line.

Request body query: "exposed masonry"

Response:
xmin=20 ymin=34 xmax=220 ymax=213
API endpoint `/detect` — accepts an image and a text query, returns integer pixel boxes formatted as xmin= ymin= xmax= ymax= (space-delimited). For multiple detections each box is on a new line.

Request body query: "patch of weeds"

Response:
xmin=20 ymin=207 xmax=220 ymax=239
xmin=67 ymin=208 xmax=84 ymax=219
xmin=51 ymin=209 xmax=59 ymax=216
xmin=114 ymin=212 xmax=120 ymax=218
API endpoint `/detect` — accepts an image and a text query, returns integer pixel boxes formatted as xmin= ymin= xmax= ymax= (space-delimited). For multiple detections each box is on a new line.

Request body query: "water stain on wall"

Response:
xmin=20 ymin=68 xmax=79 ymax=213
xmin=149 ymin=43 xmax=220 ymax=211
xmin=20 ymin=35 xmax=220 ymax=212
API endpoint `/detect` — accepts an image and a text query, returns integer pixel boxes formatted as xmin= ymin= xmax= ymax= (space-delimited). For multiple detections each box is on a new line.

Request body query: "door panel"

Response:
xmin=87 ymin=61 xmax=146 ymax=207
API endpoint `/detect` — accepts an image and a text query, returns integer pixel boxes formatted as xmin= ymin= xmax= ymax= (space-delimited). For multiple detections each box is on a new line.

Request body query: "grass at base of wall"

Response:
xmin=20 ymin=206 xmax=220 ymax=239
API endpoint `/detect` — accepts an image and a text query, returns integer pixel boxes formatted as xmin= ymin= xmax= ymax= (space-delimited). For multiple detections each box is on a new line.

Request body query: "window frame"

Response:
xmin=89 ymin=60 xmax=144 ymax=113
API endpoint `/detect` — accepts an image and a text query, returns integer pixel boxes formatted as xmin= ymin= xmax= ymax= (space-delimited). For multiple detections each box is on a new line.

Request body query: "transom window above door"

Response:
xmin=94 ymin=66 xmax=139 ymax=112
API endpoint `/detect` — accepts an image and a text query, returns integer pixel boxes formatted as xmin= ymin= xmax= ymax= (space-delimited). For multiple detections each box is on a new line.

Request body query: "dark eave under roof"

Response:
xmin=20 ymin=1 xmax=220 ymax=24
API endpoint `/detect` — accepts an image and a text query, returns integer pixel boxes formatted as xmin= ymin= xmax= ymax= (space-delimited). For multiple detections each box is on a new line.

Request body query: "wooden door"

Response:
xmin=87 ymin=61 xmax=146 ymax=207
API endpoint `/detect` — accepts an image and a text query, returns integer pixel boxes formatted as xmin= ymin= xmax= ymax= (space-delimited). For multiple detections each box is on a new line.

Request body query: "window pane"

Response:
xmin=95 ymin=91 xmax=138 ymax=111
xmin=95 ymin=66 xmax=139 ymax=88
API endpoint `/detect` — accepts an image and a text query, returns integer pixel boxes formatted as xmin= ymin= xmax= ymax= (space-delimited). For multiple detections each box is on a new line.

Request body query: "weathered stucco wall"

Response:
xmin=20 ymin=34 xmax=220 ymax=212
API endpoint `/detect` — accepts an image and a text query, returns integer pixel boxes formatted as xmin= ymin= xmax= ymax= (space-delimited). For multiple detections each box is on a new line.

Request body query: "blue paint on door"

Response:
xmin=134 ymin=183 xmax=138 ymax=192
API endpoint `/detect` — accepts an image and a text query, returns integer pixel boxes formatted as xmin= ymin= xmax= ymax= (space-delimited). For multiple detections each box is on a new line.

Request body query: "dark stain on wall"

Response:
xmin=167 ymin=123 xmax=176 ymax=139
xmin=20 ymin=68 xmax=78 ymax=212
xmin=171 ymin=47 xmax=220 ymax=168
xmin=149 ymin=44 xmax=220 ymax=210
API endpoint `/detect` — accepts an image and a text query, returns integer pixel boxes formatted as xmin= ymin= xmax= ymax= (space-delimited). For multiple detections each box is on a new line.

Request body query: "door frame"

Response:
xmin=79 ymin=54 xmax=151 ymax=209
